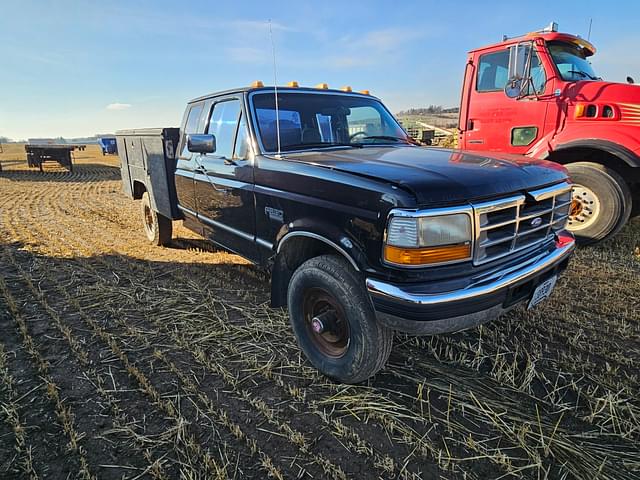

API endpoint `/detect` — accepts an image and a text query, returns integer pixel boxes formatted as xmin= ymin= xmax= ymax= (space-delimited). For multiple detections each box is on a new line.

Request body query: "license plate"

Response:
xmin=527 ymin=275 xmax=558 ymax=310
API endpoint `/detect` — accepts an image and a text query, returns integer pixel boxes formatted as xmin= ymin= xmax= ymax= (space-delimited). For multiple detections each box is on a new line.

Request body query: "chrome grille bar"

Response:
xmin=472 ymin=182 xmax=572 ymax=265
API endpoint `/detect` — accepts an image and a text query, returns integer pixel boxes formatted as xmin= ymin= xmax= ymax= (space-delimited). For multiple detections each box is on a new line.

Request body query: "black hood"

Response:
xmin=286 ymin=146 xmax=568 ymax=205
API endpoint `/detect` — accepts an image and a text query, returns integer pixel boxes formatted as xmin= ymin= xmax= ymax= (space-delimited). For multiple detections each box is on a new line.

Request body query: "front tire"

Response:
xmin=566 ymin=162 xmax=632 ymax=245
xmin=141 ymin=191 xmax=172 ymax=246
xmin=287 ymin=255 xmax=392 ymax=384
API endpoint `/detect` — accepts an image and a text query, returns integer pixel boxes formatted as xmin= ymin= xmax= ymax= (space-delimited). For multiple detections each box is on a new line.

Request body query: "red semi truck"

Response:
xmin=458 ymin=23 xmax=639 ymax=244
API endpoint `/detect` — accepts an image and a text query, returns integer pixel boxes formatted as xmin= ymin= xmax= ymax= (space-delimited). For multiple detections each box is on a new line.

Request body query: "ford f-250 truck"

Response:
xmin=117 ymin=83 xmax=575 ymax=383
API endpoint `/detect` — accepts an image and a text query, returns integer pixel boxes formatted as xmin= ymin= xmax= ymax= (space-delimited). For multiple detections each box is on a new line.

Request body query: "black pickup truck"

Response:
xmin=117 ymin=84 xmax=575 ymax=383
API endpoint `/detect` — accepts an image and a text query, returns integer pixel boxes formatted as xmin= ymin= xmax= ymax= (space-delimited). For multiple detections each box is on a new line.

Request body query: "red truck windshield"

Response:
xmin=251 ymin=92 xmax=411 ymax=153
xmin=547 ymin=41 xmax=599 ymax=82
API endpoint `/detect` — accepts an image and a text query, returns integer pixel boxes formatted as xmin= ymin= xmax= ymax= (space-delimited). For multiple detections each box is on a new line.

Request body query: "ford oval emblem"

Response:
xmin=531 ymin=217 xmax=543 ymax=227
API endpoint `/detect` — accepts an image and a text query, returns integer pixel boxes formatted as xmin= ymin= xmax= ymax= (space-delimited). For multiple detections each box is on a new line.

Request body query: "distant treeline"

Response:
xmin=397 ymin=106 xmax=459 ymax=115
xmin=0 ymin=134 xmax=114 ymax=144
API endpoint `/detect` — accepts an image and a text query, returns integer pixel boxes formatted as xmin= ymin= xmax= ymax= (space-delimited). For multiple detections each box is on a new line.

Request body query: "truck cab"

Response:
xmin=459 ymin=23 xmax=640 ymax=244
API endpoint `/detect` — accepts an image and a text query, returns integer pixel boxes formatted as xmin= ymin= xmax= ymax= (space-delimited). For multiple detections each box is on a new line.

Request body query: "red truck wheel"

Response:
xmin=566 ymin=162 xmax=632 ymax=244
xmin=287 ymin=254 xmax=392 ymax=384
xmin=141 ymin=191 xmax=172 ymax=246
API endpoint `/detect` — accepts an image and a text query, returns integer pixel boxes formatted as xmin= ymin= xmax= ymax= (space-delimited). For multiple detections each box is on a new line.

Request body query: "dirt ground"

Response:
xmin=0 ymin=143 xmax=639 ymax=480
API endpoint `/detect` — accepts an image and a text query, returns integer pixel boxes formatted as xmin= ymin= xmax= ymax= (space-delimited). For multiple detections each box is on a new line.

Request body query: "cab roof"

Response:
xmin=188 ymin=86 xmax=378 ymax=105
xmin=469 ymin=31 xmax=596 ymax=57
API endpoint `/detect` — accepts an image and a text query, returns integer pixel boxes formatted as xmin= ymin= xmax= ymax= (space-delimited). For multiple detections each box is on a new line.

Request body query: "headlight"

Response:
xmin=384 ymin=212 xmax=473 ymax=266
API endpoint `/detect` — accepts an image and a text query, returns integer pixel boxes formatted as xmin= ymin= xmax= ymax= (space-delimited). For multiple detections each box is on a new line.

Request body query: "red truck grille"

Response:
xmin=471 ymin=182 xmax=572 ymax=265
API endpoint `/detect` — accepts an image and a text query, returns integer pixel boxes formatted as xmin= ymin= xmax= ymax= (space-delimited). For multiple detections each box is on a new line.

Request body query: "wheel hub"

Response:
xmin=144 ymin=205 xmax=154 ymax=232
xmin=567 ymin=184 xmax=600 ymax=231
xmin=303 ymin=288 xmax=349 ymax=358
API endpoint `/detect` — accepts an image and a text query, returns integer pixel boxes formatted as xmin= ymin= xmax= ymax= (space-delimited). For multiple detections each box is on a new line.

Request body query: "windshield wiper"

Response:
xmin=282 ymin=142 xmax=363 ymax=150
xmin=358 ymin=135 xmax=413 ymax=143
xmin=567 ymin=70 xmax=598 ymax=80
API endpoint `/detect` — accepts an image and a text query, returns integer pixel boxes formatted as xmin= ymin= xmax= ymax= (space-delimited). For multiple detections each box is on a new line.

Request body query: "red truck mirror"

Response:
xmin=505 ymin=42 xmax=533 ymax=99
xmin=187 ymin=134 xmax=216 ymax=154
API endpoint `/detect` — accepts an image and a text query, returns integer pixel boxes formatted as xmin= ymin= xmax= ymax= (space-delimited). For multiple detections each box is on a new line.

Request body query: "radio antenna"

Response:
xmin=587 ymin=18 xmax=593 ymax=41
xmin=268 ymin=19 xmax=282 ymax=158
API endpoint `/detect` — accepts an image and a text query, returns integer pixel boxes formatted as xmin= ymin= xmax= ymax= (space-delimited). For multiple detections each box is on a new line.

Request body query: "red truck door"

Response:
xmin=461 ymin=44 xmax=551 ymax=154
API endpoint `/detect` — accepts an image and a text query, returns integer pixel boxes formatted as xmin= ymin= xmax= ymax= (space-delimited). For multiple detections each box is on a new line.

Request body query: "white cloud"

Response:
xmin=226 ymin=47 xmax=268 ymax=64
xmin=106 ymin=103 xmax=132 ymax=111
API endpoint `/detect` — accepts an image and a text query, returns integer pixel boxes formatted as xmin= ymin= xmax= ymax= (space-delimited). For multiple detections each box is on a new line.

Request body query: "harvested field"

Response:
xmin=0 ymin=143 xmax=639 ymax=479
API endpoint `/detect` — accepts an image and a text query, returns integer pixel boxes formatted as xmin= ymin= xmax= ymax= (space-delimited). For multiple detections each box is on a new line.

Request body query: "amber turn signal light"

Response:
xmin=384 ymin=243 xmax=471 ymax=266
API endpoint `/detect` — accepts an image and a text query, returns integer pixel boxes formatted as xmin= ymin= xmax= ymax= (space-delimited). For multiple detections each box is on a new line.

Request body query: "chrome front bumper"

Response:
xmin=366 ymin=238 xmax=575 ymax=335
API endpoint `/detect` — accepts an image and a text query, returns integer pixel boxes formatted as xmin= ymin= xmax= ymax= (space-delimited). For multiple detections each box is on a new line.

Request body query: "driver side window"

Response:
xmin=477 ymin=49 xmax=546 ymax=95
xmin=207 ymin=99 xmax=241 ymax=159
xmin=477 ymin=51 xmax=509 ymax=92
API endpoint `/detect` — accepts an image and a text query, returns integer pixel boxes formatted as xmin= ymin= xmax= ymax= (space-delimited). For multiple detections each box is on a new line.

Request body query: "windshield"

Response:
xmin=251 ymin=92 xmax=412 ymax=152
xmin=547 ymin=41 xmax=599 ymax=82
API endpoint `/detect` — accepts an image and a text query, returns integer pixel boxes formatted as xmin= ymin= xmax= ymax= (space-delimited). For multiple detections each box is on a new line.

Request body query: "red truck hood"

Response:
xmin=567 ymin=80 xmax=640 ymax=104
xmin=288 ymin=146 xmax=568 ymax=205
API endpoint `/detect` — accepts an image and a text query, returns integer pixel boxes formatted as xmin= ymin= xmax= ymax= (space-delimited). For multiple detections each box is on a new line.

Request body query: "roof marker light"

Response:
xmin=287 ymin=81 xmax=299 ymax=87
xmin=251 ymin=80 xmax=264 ymax=88
xmin=315 ymin=83 xmax=329 ymax=89
xmin=340 ymin=86 xmax=352 ymax=92
xmin=360 ymin=90 xmax=370 ymax=95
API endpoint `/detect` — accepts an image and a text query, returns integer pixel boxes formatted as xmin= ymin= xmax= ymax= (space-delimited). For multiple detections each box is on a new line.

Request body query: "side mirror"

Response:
xmin=627 ymin=76 xmax=635 ymax=85
xmin=505 ymin=43 xmax=532 ymax=99
xmin=187 ymin=134 xmax=216 ymax=154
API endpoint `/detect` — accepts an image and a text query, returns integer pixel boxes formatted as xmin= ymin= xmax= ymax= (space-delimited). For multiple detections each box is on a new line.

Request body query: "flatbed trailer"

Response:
xmin=24 ymin=144 xmax=85 ymax=172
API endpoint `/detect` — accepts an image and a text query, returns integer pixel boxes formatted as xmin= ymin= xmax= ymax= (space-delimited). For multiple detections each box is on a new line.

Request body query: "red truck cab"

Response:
xmin=459 ymin=23 xmax=640 ymax=243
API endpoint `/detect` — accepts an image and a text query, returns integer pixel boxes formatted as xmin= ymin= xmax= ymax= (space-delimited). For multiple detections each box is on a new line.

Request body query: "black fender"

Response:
xmin=270 ymin=218 xmax=372 ymax=308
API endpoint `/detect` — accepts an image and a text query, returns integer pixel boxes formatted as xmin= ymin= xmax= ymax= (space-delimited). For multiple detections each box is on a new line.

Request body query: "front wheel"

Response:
xmin=141 ymin=191 xmax=172 ymax=246
xmin=287 ymin=255 xmax=392 ymax=384
xmin=566 ymin=162 xmax=632 ymax=245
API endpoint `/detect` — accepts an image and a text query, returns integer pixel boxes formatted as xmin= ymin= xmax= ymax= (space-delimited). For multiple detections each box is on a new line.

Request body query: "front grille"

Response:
xmin=472 ymin=182 xmax=572 ymax=265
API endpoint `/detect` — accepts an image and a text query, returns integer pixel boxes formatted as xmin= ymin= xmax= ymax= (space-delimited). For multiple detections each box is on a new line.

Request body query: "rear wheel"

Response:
xmin=287 ymin=254 xmax=392 ymax=384
xmin=141 ymin=191 xmax=172 ymax=246
xmin=566 ymin=162 xmax=632 ymax=244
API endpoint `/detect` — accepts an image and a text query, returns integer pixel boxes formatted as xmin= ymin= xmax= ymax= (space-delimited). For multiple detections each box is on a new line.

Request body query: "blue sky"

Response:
xmin=1 ymin=0 xmax=638 ymax=139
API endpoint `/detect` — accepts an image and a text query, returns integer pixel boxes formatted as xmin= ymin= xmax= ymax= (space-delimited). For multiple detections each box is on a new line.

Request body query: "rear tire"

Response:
xmin=566 ymin=162 xmax=632 ymax=245
xmin=287 ymin=254 xmax=392 ymax=384
xmin=141 ymin=191 xmax=172 ymax=246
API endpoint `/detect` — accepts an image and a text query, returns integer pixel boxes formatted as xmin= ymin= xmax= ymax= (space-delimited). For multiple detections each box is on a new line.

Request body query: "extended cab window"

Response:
xmin=207 ymin=99 xmax=241 ymax=159
xmin=180 ymin=103 xmax=203 ymax=158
